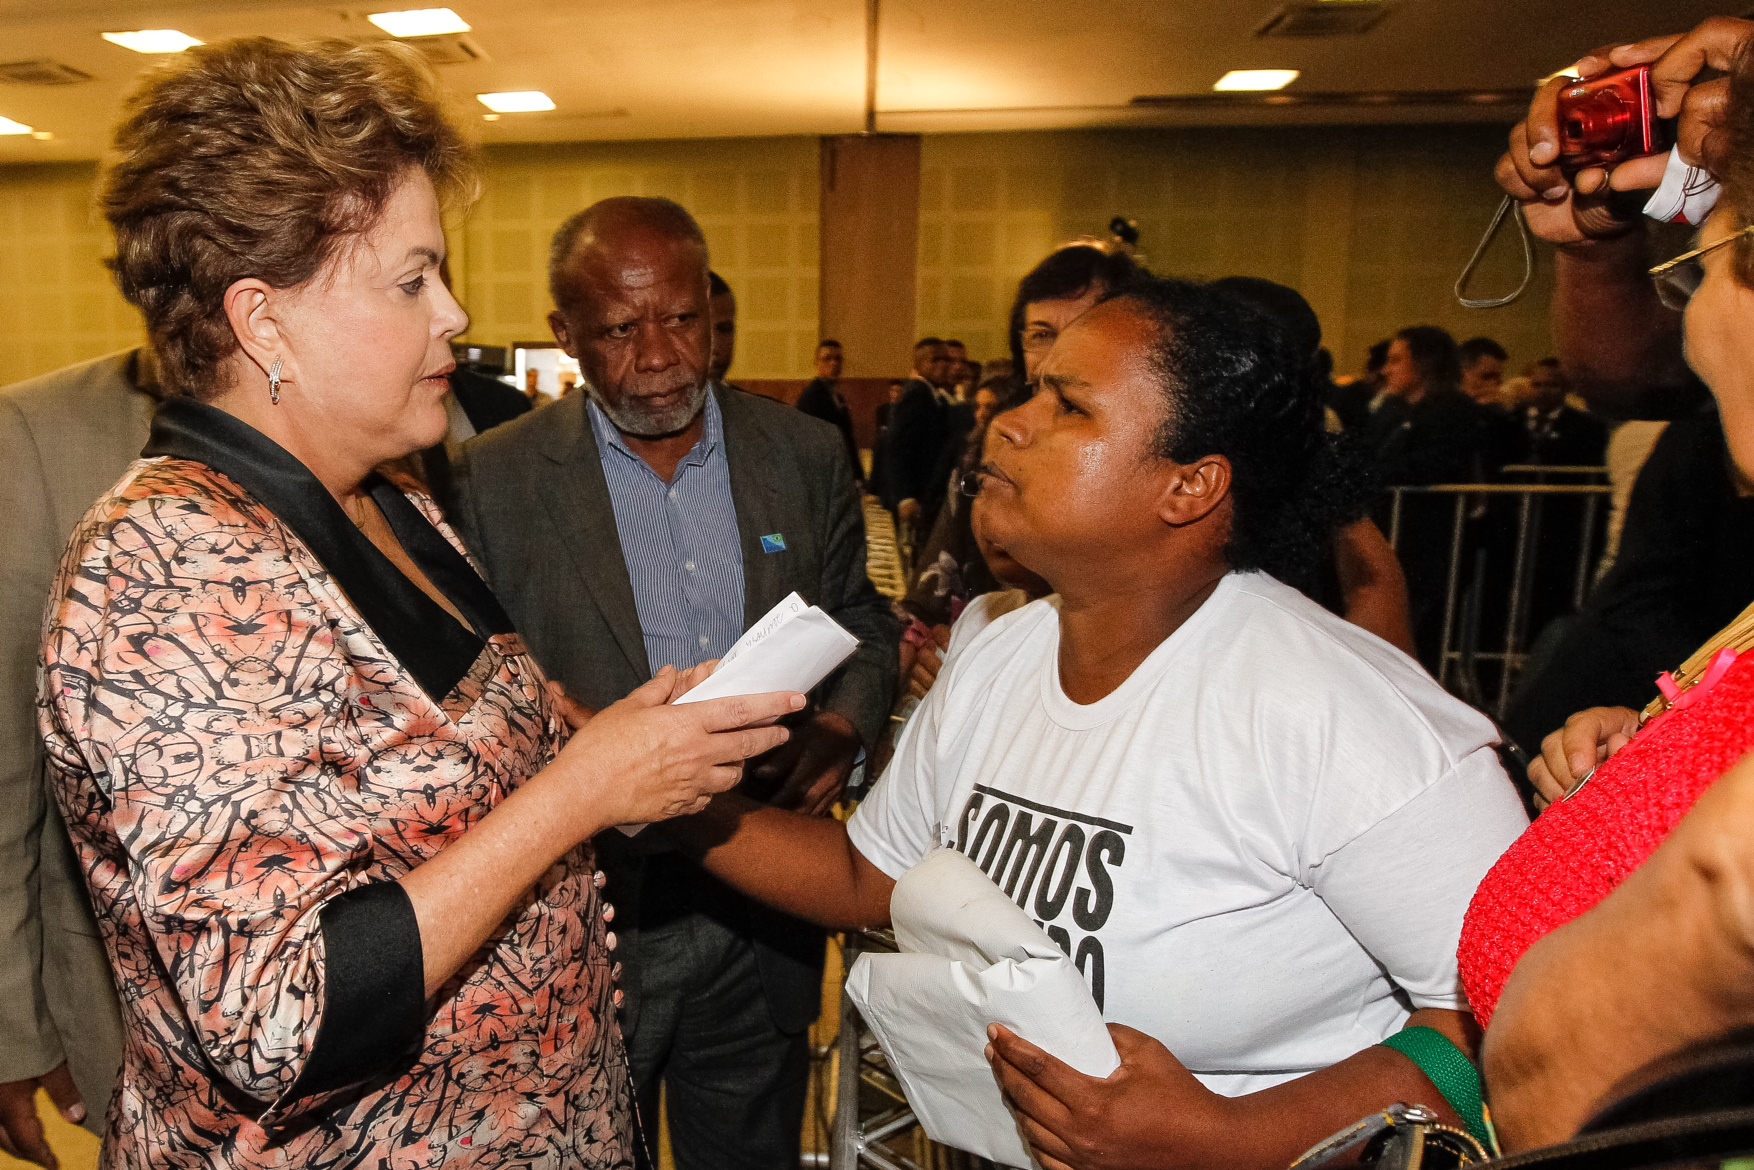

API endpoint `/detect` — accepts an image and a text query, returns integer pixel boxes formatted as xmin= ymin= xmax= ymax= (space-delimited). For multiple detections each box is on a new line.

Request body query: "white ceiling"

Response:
xmin=0 ymin=0 xmax=1729 ymax=164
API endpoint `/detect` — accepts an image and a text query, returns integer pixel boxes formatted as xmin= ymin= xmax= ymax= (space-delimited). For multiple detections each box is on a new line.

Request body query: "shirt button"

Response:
xmin=593 ymin=870 xmax=607 ymax=890
xmin=606 ymin=930 xmax=618 ymax=951
xmin=668 ymin=489 xmax=677 ymax=501
xmin=613 ymin=988 xmax=626 ymax=1009
xmin=698 ymin=635 xmax=709 ymax=647
xmin=602 ymin=903 xmax=615 ymax=924
xmin=684 ymin=561 xmax=696 ymax=572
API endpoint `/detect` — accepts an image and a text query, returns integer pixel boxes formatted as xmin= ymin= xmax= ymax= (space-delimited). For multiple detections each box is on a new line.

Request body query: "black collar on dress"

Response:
xmin=143 ymin=398 xmax=513 ymax=703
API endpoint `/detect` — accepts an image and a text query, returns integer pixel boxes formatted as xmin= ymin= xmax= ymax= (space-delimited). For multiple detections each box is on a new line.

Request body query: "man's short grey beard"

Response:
xmin=586 ymin=381 xmax=711 ymax=438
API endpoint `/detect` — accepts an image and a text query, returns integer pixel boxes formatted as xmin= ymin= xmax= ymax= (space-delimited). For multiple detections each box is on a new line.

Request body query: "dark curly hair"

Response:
xmin=101 ymin=37 xmax=476 ymax=398
xmin=1110 ymin=276 xmax=1364 ymax=588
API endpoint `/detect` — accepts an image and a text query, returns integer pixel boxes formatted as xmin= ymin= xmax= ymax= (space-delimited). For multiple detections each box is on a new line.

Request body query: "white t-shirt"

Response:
xmin=944 ymin=590 xmax=1031 ymax=664
xmin=848 ymin=571 xmax=1529 ymax=1095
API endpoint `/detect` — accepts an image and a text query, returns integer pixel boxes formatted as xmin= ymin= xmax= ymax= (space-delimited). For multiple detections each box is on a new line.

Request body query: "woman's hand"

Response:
xmin=545 ymin=666 xmax=803 ymax=834
xmin=545 ymin=681 xmax=597 ymax=730
xmin=985 ymin=1023 xmax=1232 ymax=1170
xmin=907 ymin=627 xmax=951 ymax=701
xmin=1528 ymin=706 xmax=1639 ymax=807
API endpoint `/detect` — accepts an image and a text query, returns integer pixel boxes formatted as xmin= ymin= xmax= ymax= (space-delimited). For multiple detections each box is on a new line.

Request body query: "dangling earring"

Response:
xmin=268 ymin=357 xmax=283 ymax=406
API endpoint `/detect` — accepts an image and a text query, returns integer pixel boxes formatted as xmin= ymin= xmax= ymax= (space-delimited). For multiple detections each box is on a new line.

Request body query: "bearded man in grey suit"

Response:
xmin=450 ymin=197 xmax=896 ymax=1170
xmin=0 ymin=351 xmax=151 ymax=1165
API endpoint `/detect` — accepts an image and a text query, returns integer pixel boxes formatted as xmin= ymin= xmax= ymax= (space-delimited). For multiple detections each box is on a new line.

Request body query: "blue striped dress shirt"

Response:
xmin=587 ymin=392 xmax=746 ymax=674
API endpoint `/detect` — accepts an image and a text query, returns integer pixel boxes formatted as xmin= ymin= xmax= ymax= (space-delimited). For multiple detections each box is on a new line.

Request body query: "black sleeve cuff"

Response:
xmin=290 ymin=882 xmax=426 ymax=1099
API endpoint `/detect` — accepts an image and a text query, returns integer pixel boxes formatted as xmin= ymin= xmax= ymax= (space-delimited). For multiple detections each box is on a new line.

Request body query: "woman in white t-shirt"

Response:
xmin=674 ymin=276 xmax=1528 ymax=1169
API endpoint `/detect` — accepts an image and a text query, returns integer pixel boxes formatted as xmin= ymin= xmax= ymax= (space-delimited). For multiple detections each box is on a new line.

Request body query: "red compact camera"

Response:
xmin=1555 ymin=65 xmax=1673 ymax=172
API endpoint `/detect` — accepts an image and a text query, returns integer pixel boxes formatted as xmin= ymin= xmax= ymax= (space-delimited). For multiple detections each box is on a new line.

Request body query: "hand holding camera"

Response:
xmin=1498 ymin=17 xmax=1752 ymax=245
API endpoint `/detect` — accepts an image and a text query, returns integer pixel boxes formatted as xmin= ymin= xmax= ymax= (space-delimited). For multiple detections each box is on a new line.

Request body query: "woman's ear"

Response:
xmin=222 ymin=277 xmax=284 ymax=382
xmin=1155 ymin=455 xmax=1232 ymax=529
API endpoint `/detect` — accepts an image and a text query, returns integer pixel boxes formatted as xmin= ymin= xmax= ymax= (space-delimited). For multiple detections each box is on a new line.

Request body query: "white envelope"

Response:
xmin=845 ymin=848 xmax=1120 ymax=1169
xmin=675 ymin=592 xmax=859 ymax=706
xmin=617 ymin=593 xmax=860 ymax=835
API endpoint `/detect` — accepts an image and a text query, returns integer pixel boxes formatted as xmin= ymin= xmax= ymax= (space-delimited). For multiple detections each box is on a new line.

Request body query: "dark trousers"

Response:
xmin=623 ymin=908 xmax=812 ymax=1170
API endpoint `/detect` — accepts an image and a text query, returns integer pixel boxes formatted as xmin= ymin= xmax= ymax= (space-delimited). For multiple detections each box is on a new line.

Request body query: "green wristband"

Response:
xmin=1379 ymin=1025 xmax=1490 ymax=1148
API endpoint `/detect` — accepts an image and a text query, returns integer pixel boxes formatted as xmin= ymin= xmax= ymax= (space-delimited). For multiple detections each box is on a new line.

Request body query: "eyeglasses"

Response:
xmin=1649 ymin=224 xmax=1754 ymax=311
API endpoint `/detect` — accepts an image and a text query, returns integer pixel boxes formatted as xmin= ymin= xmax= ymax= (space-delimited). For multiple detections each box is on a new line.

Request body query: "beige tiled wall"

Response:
xmin=0 ymin=163 xmax=144 ymax=386
xmin=457 ymin=137 xmax=822 ymax=379
xmin=915 ymin=125 xmax=1555 ymax=375
xmin=0 ymin=125 xmax=1553 ymax=387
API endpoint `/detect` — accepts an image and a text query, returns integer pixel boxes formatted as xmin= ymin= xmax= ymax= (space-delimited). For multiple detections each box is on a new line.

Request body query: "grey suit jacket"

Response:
xmin=450 ymin=386 xmax=898 ymax=1033
xmin=0 ymin=352 xmax=148 ymax=1131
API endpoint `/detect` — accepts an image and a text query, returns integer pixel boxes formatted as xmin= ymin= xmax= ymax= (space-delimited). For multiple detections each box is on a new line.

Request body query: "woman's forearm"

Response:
xmin=669 ymin=794 xmax=896 ymax=930
xmin=1195 ymin=1010 xmax=1468 ymax=1169
xmin=1484 ymin=754 xmax=1754 ymax=1151
xmin=1553 ymin=233 xmax=1693 ymax=417
xmin=400 ymin=772 xmax=605 ymax=998
xmin=1333 ymin=519 xmax=1416 ymax=657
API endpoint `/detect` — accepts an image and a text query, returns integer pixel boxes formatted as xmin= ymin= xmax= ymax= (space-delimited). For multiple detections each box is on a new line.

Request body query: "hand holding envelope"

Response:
xmin=845 ymin=849 xmax=1120 ymax=1169
xmin=616 ymin=592 xmax=860 ymax=835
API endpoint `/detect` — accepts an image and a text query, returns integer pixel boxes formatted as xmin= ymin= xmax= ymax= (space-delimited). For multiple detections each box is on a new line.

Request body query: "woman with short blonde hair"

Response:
xmin=41 ymin=37 xmax=797 ymax=1168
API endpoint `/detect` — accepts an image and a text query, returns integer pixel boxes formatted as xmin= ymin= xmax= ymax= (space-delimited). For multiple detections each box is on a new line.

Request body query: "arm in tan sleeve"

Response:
xmin=0 ymin=396 xmax=66 ymax=1085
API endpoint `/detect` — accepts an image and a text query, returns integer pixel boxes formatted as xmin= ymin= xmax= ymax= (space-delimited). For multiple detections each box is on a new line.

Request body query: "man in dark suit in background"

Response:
xmin=451 ymin=196 xmax=896 ymax=1170
xmin=794 ymin=339 xmax=862 ymax=483
xmin=878 ymin=337 xmax=958 ymax=533
xmin=1515 ymin=357 xmax=1607 ymax=467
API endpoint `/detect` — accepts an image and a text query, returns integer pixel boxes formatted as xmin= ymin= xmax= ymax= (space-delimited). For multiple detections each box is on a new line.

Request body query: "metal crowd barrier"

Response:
xmin=1386 ymin=467 xmax=1610 ymax=718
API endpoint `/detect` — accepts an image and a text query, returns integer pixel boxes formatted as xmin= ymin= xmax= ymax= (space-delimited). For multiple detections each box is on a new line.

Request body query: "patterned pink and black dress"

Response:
xmin=37 ymin=399 xmax=636 ymax=1168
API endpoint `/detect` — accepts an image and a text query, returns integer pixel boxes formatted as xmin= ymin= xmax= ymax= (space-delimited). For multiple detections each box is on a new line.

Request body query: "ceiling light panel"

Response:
xmin=102 ymin=30 xmax=203 ymax=54
xmin=0 ymin=116 xmax=34 ymax=135
xmin=368 ymin=8 xmax=472 ymax=38
xmin=1213 ymin=69 xmax=1301 ymax=92
xmin=477 ymin=90 xmax=554 ymax=113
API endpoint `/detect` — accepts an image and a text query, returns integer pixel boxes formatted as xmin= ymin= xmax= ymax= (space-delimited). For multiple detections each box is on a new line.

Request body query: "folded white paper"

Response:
xmin=616 ymin=593 xmax=860 ymax=835
xmin=1645 ymin=145 xmax=1722 ymax=226
xmin=845 ymin=848 xmax=1120 ymax=1169
xmin=674 ymin=591 xmax=859 ymax=706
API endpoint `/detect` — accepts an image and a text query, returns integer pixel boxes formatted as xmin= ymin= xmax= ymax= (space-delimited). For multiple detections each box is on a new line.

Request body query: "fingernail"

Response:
xmin=791 ymin=694 xmax=807 ymax=709
xmin=1543 ymin=185 xmax=1569 ymax=201
xmin=987 ymin=1024 xmax=999 ymax=1039
xmin=64 ymin=1103 xmax=85 ymax=1124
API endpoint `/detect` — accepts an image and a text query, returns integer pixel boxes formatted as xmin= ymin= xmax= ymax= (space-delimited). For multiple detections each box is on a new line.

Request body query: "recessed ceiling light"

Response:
xmin=1213 ymin=69 xmax=1300 ymax=92
xmin=368 ymin=8 xmax=471 ymax=38
xmin=0 ymin=116 xmax=33 ymax=135
xmin=477 ymin=90 xmax=554 ymax=113
xmin=102 ymin=30 xmax=203 ymax=54
xmin=30 ymin=130 xmax=53 ymax=140
xmin=481 ymin=113 xmax=500 ymax=121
